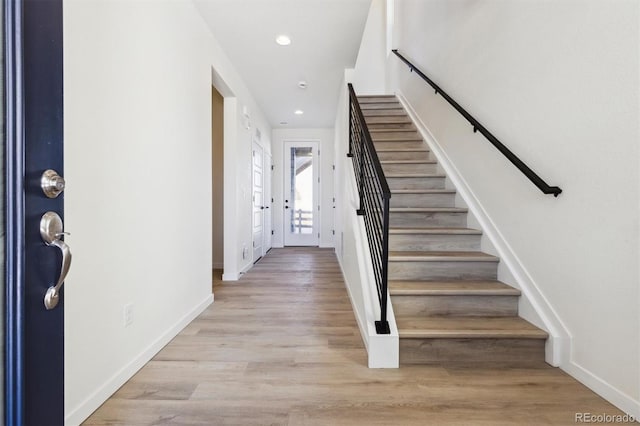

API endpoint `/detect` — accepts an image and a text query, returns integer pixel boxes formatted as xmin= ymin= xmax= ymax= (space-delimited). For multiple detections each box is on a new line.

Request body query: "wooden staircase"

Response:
xmin=359 ymin=95 xmax=548 ymax=366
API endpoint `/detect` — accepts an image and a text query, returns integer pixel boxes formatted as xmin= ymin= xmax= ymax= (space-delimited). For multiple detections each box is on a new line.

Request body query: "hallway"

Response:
xmin=84 ymin=248 xmax=624 ymax=425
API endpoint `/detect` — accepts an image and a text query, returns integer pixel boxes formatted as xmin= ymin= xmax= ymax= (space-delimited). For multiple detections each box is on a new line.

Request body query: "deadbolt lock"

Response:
xmin=41 ymin=169 xmax=66 ymax=198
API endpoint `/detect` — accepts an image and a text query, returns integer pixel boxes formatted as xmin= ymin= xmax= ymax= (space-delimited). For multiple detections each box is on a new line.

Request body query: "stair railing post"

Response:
xmin=347 ymin=95 xmax=354 ymax=158
xmin=375 ymin=192 xmax=391 ymax=334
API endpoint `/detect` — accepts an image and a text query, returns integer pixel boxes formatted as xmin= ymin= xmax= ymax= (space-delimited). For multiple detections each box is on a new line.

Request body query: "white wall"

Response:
xmin=387 ymin=0 xmax=639 ymax=417
xmin=271 ymin=128 xmax=335 ymax=248
xmin=351 ymin=0 xmax=387 ymax=95
xmin=63 ymin=0 xmax=270 ymax=423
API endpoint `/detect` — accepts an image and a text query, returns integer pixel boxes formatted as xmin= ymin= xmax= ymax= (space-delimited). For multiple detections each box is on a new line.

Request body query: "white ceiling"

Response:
xmin=193 ymin=0 xmax=371 ymax=128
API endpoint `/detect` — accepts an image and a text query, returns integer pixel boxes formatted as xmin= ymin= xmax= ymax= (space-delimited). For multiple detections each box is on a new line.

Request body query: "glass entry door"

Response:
xmin=283 ymin=141 xmax=319 ymax=246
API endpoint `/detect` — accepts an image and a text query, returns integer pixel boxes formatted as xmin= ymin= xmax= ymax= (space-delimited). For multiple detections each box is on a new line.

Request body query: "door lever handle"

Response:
xmin=44 ymin=238 xmax=71 ymax=310
xmin=40 ymin=212 xmax=72 ymax=310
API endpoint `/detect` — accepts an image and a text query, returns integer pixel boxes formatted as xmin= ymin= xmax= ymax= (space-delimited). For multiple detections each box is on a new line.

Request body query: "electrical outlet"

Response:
xmin=123 ymin=303 xmax=133 ymax=327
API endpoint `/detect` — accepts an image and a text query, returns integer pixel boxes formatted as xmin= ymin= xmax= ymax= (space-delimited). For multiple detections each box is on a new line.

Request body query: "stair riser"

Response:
xmin=388 ymin=177 xmax=446 ymax=190
xmin=389 ymin=260 xmax=497 ymax=280
xmin=370 ymin=131 xmax=420 ymax=139
xmin=389 ymin=212 xmax=467 ymax=228
xmin=390 ymin=192 xmax=456 ymax=208
xmin=392 ymin=295 xmax=518 ymax=317
xmin=369 ymin=129 xmax=421 ymax=140
xmin=377 ymin=151 xmax=432 ymax=161
xmin=362 ymin=110 xmax=406 ymax=117
xmin=358 ymin=97 xmax=397 ymax=103
xmin=360 ymin=103 xmax=402 ymax=110
xmin=382 ymin=162 xmax=438 ymax=174
xmin=399 ymin=338 xmax=546 ymax=367
xmin=367 ymin=123 xmax=416 ymax=130
xmin=374 ymin=141 xmax=425 ymax=150
xmin=389 ymin=233 xmax=481 ymax=251
xmin=365 ymin=116 xmax=412 ymax=124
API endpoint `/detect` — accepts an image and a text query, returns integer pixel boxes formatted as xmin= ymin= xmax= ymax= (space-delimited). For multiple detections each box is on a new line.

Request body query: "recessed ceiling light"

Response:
xmin=275 ymin=35 xmax=291 ymax=46
xmin=298 ymin=81 xmax=307 ymax=89
xmin=294 ymin=110 xmax=304 ymax=115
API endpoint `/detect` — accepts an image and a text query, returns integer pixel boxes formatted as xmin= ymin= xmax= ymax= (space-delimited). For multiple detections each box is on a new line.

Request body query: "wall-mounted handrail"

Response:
xmin=347 ymin=83 xmax=391 ymax=335
xmin=392 ymin=49 xmax=562 ymax=197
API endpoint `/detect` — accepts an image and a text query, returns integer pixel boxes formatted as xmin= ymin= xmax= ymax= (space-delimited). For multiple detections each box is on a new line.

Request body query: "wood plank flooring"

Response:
xmin=84 ymin=247 xmax=626 ymax=425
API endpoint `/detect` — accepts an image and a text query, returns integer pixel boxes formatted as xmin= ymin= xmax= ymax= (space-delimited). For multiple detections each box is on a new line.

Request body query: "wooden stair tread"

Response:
xmin=389 ymin=227 xmax=481 ymax=235
xmin=389 ymin=251 xmax=499 ymax=262
xmin=372 ymin=137 xmax=423 ymax=142
xmin=358 ymin=95 xmax=396 ymax=98
xmin=376 ymin=147 xmax=429 ymax=152
xmin=391 ymin=189 xmax=455 ymax=194
xmin=360 ymin=104 xmax=402 ymax=109
xmin=381 ymin=160 xmax=436 ymax=164
xmin=396 ymin=316 xmax=547 ymax=339
xmin=389 ymin=207 xmax=467 ymax=213
xmin=389 ymin=280 xmax=520 ymax=296
xmin=365 ymin=119 xmax=413 ymax=123
xmin=369 ymin=128 xmax=416 ymax=132
xmin=386 ymin=173 xmax=445 ymax=178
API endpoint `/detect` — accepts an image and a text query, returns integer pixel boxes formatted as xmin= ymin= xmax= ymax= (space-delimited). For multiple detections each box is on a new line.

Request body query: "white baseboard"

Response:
xmin=222 ymin=272 xmax=239 ymax=281
xmin=65 ymin=294 xmax=214 ymax=426
xmin=563 ymin=361 xmax=640 ymax=419
xmin=337 ymin=257 xmax=369 ymax=352
xmin=222 ymin=261 xmax=252 ymax=281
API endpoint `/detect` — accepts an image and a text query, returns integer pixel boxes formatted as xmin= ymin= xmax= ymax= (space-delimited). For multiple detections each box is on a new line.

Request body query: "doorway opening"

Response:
xmin=284 ymin=141 xmax=319 ymax=246
xmin=211 ymin=86 xmax=224 ymax=278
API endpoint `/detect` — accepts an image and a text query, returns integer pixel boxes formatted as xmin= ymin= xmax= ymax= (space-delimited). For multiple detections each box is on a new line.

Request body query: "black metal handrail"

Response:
xmin=347 ymin=83 xmax=391 ymax=335
xmin=392 ymin=49 xmax=562 ymax=197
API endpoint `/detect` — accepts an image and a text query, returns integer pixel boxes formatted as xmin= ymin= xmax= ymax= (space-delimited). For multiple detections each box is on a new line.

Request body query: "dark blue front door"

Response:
xmin=5 ymin=0 xmax=65 ymax=424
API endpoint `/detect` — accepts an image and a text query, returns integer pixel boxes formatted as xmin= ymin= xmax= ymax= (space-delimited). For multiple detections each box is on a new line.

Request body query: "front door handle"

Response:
xmin=40 ymin=212 xmax=72 ymax=310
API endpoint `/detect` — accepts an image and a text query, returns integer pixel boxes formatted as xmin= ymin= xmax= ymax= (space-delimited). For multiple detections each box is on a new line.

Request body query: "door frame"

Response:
xmin=5 ymin=0 xmax=25 ymax=421
xmin=263 ymin=151 xmax=273 ymax=255
xmin=283 ymin=140 xmax=320 ymax=247
xmin=252 ymin=139 xmax=264 ymax=262
xmin=5 ymin=0 xmax=65 ymax=423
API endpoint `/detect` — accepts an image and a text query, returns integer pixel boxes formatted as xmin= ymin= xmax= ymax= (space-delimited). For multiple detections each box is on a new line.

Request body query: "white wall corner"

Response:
xmin=396 ymin=90 xmax=571 ymax=367
xmin=221 ymin=272 xmax=239 ymax=281
xmin=65 ymin=295 xmax=213 ymax=426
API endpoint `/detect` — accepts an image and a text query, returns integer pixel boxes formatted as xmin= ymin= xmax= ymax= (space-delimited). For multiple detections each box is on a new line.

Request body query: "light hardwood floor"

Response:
xmin=84 ymin=247 xmax=626 ymax=425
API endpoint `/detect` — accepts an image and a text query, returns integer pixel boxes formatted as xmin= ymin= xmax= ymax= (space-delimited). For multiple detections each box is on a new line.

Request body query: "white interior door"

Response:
xmin=252 ymin=141 xmax=264 ymax=261
xmin=283 ymin=141 xmax=319 ymax=246
xmin=263 ymin=152 xmax=273 ymax=254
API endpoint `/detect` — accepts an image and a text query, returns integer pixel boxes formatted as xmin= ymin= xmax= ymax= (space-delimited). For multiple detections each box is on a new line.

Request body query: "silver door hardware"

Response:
xmin=40 ymin=212 xmax=72 ymax=310
xmin=41 ymin=169 xmax=66 ymax=198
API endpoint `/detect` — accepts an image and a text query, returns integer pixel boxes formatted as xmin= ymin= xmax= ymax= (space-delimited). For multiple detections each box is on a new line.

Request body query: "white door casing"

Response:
xmin=263 ymin=152 xmax=273 ymax=255
xmin=252 ymin=140 xmax=264 ymax=261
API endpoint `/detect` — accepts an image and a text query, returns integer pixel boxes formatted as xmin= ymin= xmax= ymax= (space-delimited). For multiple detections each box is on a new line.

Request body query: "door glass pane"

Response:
xmin=288 ymin=147 xmax=313 ymax=234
